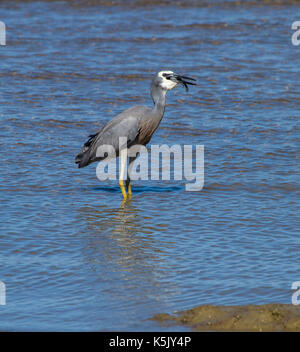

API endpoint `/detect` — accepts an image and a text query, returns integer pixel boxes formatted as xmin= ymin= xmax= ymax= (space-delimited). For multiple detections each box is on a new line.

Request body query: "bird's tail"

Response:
xmin=75 ymin=132 xmax=98 ymax=168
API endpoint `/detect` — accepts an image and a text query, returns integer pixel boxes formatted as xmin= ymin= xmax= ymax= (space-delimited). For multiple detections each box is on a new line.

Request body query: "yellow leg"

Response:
xmin=126 ymin=180 xmax=132 ymax=198
xmin=119 ymin=148 xmax=128 ymax=200
xmin=126 ymin=156 xmax=135 ymax=198
xmin=119 ymin=180 xmax=127 ymax=200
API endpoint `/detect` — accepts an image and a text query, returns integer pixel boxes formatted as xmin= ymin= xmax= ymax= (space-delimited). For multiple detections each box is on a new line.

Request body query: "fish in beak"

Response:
xmin=166 ymin=73 xmax=197 ymax=92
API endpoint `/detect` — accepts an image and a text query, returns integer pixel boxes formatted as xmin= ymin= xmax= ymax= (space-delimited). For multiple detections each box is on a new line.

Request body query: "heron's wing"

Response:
xmin=75 ymin=106 xmax=150 ymax=168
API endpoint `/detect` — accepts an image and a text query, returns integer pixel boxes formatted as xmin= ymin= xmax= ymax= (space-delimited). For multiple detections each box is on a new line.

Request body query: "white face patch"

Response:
xmin=158 ymin=70 xmax=178 ymax=90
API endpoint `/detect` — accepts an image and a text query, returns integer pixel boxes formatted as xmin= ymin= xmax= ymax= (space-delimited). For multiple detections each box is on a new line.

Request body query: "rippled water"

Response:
xmin=0 ymin=0 xmax=300 ymax=331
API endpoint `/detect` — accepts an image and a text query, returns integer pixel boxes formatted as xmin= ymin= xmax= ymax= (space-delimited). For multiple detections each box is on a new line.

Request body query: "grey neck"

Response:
xmin=151 ymin=82 xmax=167 ymax=116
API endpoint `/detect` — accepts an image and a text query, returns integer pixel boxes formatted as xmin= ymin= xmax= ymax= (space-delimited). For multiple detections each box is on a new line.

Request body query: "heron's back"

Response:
xmin=75 ymin=105 xmax=153 ymax=168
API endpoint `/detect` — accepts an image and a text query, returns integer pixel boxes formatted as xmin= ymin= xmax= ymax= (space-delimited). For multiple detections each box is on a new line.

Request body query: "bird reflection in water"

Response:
xmin=77 ymin=199 xmax=172 ymax=306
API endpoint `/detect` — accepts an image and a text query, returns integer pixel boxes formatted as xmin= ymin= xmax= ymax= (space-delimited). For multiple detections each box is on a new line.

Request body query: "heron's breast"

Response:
xmin=137 ymin=119 xmax=160 ymax=145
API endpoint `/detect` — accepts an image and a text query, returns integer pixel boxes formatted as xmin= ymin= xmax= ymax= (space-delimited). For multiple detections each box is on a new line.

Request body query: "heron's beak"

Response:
xmin=168 ymin=73 xmax=197 ymax=92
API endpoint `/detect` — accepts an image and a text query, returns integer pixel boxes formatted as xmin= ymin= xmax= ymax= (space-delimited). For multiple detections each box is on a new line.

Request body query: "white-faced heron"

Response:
xmin=75 ymin=70 xmax=196 ymax=199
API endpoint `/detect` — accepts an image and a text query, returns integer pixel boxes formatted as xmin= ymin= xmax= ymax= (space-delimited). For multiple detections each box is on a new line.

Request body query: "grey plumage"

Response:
xmin=75 ymin=70 xmax=196 ymax=169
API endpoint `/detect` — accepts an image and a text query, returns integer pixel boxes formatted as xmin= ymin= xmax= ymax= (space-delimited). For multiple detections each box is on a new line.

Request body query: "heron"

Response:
xmin=75 ymin=70 xmax=196 ymax=199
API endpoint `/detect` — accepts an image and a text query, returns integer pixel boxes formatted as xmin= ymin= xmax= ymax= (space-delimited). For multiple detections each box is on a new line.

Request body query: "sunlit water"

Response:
xmin=0 ymin=0 xmax=299 ymax=331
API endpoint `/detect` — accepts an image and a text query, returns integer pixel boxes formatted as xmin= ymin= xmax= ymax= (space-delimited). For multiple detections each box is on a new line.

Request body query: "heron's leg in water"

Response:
xmin=119 ymin=149 xmax=128 ymax=199
xmin=126 ymin=157 xmax=136 ymax=197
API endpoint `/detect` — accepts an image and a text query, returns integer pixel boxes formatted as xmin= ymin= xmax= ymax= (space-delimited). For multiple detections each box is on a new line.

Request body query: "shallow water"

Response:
xmin=0 ymin=0 xmax=300 ymax=331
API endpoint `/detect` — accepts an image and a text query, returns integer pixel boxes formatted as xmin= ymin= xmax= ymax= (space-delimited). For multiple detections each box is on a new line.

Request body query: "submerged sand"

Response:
xmin=152 ymin=304 xmax=300 ymax=331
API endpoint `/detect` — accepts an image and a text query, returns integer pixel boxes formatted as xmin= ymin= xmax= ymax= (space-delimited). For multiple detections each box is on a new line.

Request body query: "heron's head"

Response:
xmin=153 ymin=70 xmax=197 ymax=92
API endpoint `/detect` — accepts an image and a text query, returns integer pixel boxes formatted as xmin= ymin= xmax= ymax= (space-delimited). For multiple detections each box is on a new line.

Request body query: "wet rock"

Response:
xmin=151 ymin=304 xmax=300 ymax=331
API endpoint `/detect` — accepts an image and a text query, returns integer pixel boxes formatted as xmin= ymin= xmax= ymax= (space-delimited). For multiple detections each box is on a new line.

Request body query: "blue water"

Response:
xmin=0 ymin=0 xmax=300 ymax=331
